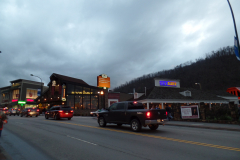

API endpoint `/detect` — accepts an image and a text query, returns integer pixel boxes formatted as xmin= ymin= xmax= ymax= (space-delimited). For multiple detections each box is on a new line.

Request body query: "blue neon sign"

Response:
xmin=159 ymin=81 xmax=177 ymax=87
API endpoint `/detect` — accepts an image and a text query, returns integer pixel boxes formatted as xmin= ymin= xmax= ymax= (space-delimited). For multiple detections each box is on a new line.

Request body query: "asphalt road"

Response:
xmin=1 ymin=116 xmax=240 ymax=160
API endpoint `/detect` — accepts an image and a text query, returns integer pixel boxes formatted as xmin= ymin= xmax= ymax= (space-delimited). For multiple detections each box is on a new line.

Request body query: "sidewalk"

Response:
xmin=165 ymin=120 xmax=240 ymax=132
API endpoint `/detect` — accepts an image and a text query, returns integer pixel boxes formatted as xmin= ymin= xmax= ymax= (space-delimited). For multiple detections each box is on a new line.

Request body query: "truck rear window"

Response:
xmin=127 ymin=102 xmax=144 ymax=110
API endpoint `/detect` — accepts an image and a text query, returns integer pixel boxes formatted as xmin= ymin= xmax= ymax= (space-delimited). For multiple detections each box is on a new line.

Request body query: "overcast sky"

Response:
xmin=0 ymin=0 xmax=240 ymax=89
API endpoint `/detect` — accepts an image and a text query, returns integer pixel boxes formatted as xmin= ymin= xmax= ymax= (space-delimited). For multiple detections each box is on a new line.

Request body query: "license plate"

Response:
xmin=157 ymin=119 xmax=161 ymax=122
xmin=65 ymin=113 xmax=68 ymax=114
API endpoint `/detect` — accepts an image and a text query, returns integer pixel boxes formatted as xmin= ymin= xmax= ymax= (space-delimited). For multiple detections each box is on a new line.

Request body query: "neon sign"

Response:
xmin=159 ymin=81 xmax=177 ymax=87
xmin=26 ymin=99 xmax=34 ymax=102
xmin=12 ymin=99 xmax=18 ymax=102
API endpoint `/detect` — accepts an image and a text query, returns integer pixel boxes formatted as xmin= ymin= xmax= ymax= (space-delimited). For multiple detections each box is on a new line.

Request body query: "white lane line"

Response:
xmin=67 ymin=135 xmax=97 ymax=146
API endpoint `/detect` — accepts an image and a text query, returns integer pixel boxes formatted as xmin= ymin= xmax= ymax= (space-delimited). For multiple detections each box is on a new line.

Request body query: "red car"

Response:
xmin=45 ymin=106 xmax=73 ymax=120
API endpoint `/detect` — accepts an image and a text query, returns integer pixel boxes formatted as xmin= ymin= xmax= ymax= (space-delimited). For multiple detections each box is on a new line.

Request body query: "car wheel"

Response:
xmin=9 ymin=114 xmax=11 ymax=116
xmin=20 ymin=114 xmax=23 ymax=117
xmin=36 ymin=115 xmax=38 ymax=117
xmin=98 ymin=117 xmax=106 ymax=127
xmin=148 ymin=124 xmax=159 ymax=130
xmin=25 ymin=114 xmax=28 ymax=117
xmin=131 ymin=119 xmax=142 ymax=132
xmin=117 ymin=124 xmax=122 ymax=126
xmin=45 ymin=115 xmax=49 ymax=119
xmin=68 ymin=118 xmax=71 ymax=120
xmin=14 ymin=114 xmax=15 ymax=116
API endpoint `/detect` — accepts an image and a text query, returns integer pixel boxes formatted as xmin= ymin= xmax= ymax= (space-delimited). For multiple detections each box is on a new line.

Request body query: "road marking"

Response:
xmin=46 ymin=120 xmax=240 ymax=152
xmin=67 ymin=135 xmax=97 ymax=146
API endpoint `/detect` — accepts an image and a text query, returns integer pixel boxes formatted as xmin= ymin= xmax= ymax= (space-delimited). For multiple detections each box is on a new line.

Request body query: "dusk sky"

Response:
xmin=0 ymin=0 xmax=240 ymax=89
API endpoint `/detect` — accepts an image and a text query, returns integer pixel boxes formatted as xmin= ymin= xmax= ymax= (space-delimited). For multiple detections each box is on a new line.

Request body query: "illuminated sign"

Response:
xmin=12 ymin=99 xmax=18 ymax=102
xmin=18 ymin=101 xmax=26 ymax=104
xmin=62 ymin=97 xmax=66 ymax=101
xmin=18 ymin=100 xmax=26 ymax=106
xmin=159 ymin=81 xmax=177 ymax=87
xmin=97 ymin=74 xmax=110 ymax=88
xmin=26 ymin=99 xmax=34 ymax=102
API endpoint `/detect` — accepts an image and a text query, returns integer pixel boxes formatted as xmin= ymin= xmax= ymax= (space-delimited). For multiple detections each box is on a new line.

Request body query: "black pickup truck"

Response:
xmin=97 ymin=101 xmax=167 ymax=132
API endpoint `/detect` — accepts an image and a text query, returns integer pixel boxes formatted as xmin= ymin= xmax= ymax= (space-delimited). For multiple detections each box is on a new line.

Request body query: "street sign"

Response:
xmin=37 ymin=89 xmax=41 ymax=96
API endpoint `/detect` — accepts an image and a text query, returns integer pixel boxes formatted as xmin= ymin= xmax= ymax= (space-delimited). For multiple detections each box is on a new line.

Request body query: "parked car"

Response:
xmin=45 ymin=106 xmax=73 ymax=120
xmin=15 ymin=108 xmax=21 ymax=116
xmin=8 ymin=108 xmax=17 ymax=116
xmin=0 ymin=107 xmax=8 ymax=115
xmin=20 ymin=108 xmax=39 ymax=117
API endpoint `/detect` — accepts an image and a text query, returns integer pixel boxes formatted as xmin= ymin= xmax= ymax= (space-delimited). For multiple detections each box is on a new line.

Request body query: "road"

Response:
xmin=1 ymin=116 xmax=240 ymax=160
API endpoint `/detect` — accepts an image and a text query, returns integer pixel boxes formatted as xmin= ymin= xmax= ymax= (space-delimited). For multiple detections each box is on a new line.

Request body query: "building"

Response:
xmin=0 ymin=79 xmax=47 ymax=109
xmin=131 ymin=78 xmax=239 ymax=121
xmin=36 ymin=73 xmax=108 ymax=115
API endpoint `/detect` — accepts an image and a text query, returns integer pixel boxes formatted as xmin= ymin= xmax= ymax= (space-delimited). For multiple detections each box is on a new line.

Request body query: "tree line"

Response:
xmin=113 ymin=46 xmax=240 ymax=93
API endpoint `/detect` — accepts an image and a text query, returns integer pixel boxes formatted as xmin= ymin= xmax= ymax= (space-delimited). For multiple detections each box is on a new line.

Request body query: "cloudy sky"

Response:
xmin=0 ymin=0 xmax=240 ymax=89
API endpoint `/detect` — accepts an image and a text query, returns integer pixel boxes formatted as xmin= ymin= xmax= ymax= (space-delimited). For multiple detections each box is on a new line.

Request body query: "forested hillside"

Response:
xmin=113 ymin=46 xmax=240 ymax=93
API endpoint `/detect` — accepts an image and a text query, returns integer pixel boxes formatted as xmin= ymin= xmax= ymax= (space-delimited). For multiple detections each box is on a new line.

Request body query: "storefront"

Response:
xmin=36 ymin=73 xmax=107 ymax=115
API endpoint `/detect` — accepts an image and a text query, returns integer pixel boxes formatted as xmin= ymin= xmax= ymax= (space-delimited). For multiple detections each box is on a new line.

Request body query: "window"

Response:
xmin=83 ymin=87 xmax=91 ymax=94
xmin=75 ymin=86 xmax=82 ymax=94
xmin=116 ymin=103 xmax=125 ymax=110
xmin=67 ymin=95 xmax=74 ymax=109
xmin=83 ymin=95 xmax=90 ymax=109
xmin=128 ymin=102 xmax=144 ymax=110
xmin=91 ymin=95 xmax=98 ymax=110
xmin=26 ymin=89 xmax=38 ymax=99
xmin=75 ymin=95 xmax=83 ymax=109
xmin=109 ymin=103 xmax=117 ymax=110
xmin=67 ymin=84 xmax=75 ymax=94
xmin=12 ymin=90 xmax=20 ymax=99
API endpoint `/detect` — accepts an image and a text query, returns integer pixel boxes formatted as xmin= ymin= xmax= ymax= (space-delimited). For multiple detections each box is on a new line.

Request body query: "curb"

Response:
xmin=165 ymin=123 xmax=240 ymax=132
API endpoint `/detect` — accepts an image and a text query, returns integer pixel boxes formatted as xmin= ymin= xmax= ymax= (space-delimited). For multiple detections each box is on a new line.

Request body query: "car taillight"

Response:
xmin=11 ymin=109 xmax=13 ymax=110
xmin=166 ymin=111 xmax=168 ymax=116
xmin=37 ymin=109 xmax=39 ymax=112
xmin=59 ymin=110 xmax=63 ymax=113
xmin=70 ymin=110 xmax=73 ymax=113
xmin=146 ymin=112 xmax=151 ymax=118
xmin=18 ymin=109 xmax=20 ymax=111
xmin=28 ymin=109 xmax=31 ymax=112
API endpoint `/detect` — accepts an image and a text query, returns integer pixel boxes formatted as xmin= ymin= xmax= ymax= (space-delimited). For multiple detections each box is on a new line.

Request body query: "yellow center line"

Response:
xmin=47 ymin=120 xmax=240 ymax=152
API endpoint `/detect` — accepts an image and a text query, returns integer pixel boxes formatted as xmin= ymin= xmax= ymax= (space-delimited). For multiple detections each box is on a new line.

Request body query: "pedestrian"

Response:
xmin=165 ymin=105 xmax=173 ymax=121
xmin=0 ymin=111 xmax=8 ymax=137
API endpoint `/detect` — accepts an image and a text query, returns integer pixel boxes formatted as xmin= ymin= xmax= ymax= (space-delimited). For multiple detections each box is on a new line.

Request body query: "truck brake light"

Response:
xmin=59 ymin=110 xmax=63 ymax=113
xmin=146 ymin=112 xmax=151 ymax=118
xmin=70 ymin=110 xmax=73 ymax=113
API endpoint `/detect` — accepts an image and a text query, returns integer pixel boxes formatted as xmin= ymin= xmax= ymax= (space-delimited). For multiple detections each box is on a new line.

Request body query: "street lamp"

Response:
xmin=30 ymin=74 xmax=43 ymax=97
xmin=195 ymin=83 xmax=202 ymax=90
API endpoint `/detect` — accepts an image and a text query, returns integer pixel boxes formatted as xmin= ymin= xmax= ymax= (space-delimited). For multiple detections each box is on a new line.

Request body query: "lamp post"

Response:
xmin=30 ymin=74 xmax=43 ymax=97
xmin=227 ymin=0 xmax=240 ymax=60
xmin=195 ymin=83 xmax=202 ymax=90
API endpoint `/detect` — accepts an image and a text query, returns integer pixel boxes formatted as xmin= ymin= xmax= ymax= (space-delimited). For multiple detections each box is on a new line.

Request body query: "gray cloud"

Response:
xmin=0 ymin=0 xmax=240 ymax=89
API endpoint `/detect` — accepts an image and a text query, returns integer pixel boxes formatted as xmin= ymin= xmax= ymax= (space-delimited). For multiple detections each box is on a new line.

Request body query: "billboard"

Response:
xmin=181 ymin=105 xmax=199 ymax=119
xmin=97 ymin=74 xmax=110 ymax=89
